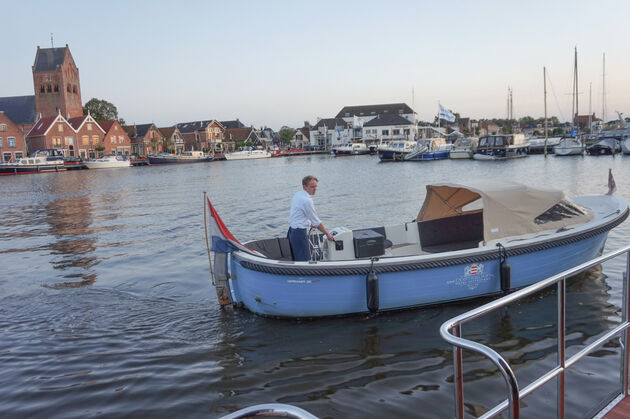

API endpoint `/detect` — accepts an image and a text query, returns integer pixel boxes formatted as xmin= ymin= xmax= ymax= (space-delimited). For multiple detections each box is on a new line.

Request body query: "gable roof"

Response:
xmin=363 ymin=114 xmax=414 ymax=127
xmin=313 ymin=118 xmax=348 ymax=130
xmin=158 ymin=126 xmax=177 ymax=138
xmin=0 ymin=95 xmax=38 ymax=124
xmin=224 ymin=127 xmax=257 ymax=142
xmin=98 ymin=120 xmax=116 ymax=132
xmin=176 ymin=119 xmax=224 ymax=133
xmin=220 ymin=120 xmax=245 ymax=129
xmin=33 ymin=46 xmax=67 ymax=72
xmin=27 ymin=115 xmax=60 ymax=137
xmin=335 ymin=103 xmax=414 ymax=119
xmin=67 ymin=115 xmax=87 ymax=130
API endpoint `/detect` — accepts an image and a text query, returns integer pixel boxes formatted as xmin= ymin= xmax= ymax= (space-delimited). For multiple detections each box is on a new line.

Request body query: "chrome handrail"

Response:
xmin=440 ymin=244 xmax=630 ymax=419
xmin=220 ymin=403 xmax=319 ymax=419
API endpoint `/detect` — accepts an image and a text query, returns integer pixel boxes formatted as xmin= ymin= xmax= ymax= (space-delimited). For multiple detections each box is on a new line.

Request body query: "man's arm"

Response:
xmin=317 ymin=223 xmax=335 ymax=241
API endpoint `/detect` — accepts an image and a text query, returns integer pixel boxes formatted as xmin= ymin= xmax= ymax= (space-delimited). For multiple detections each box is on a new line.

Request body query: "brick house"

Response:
xmin=98 ymin=120 xmax=131 ymax=155
xmin=68 ymin=115 xmax=106 ymax=159
xmin=176 ymin=120 xmax=225 ymax=152
xmin=224 ymin=127 xmax=262 ymax=150
xmin=291 ymin=127 xmax=310 ymax=149
xmin=124 ymin=123 xmax=163 ymax=156
xmin=25 ymin=113 xmax=77 ymax=156
xmin=0 ymin=111 xmax=28 ymax=162
xmin=32 ymin=44 xmax=83 ymax=119
xmin=478 ymin=120 xmax=500 ymax=136
xmin=158 ymin=126 xmax=184 ymax=154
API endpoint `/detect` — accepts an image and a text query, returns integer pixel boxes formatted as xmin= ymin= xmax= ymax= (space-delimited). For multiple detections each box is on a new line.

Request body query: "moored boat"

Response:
xmin=0 ymin=149 xmax=66 ymax=175
xmin=553 ymin=137 xmax=584 ymax=156
xmin=404 ymin=138 xmax=451 ymax=161
xmin=148 ymin=151 xmax=212 ymax=164
xmin=449 ymin=137 xmax=479 ymax=159
xmin=84 ymin=154 xmax=131 ymax=169
xmin=333 ymin=142 xmax=368 ymax=156
xmin=586 ymin=136 xmax=621 ymax=155
xmin=473 ymin=134 xmax=529 ymax=160
xmin=224 ymin=148 xmax=271 ymax=160
xmin=206 ymin=179 xmax=628 ymax=318
xmin=527 ymin=136 xmax=562 ymax=154
xmin=377 ymin=140 xmax=417 ymax=161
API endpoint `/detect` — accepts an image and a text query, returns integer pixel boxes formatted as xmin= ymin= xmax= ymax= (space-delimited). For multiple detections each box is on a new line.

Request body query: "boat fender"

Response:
xmin=366 ymin=258 xmax=379 ymax=313
xmin=497 ymin=243 xmax=511 ymax=292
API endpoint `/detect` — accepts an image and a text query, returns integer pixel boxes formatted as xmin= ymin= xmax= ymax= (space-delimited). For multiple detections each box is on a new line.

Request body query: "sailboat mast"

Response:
xmin=602 ymin=53 xmax=607 ymax=126
xmin=574 ymin=47 xmax=579 ymax=131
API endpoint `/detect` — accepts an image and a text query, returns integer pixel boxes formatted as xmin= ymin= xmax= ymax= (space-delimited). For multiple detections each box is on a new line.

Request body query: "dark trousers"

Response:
xmin=287 ymin=227 xmax=309 ymax=261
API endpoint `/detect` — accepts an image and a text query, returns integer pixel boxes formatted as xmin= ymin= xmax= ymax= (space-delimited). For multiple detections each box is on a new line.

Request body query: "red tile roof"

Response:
xmin=99 ymin=120 xmax=116 ymax=132
xmin=27 ymin=116 xmax=57 ymax=136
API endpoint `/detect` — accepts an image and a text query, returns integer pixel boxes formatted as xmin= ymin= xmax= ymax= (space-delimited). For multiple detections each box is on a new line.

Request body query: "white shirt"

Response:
xmin=289 ymin=189 xmax=321 ymax=229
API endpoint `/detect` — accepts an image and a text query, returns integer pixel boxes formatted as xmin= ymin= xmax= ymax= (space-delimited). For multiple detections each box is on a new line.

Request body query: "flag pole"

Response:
xmin=203 ymin=191 xmax=215 ymax=285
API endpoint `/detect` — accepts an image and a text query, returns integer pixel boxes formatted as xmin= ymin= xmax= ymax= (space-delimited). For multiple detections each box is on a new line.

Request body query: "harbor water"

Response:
xmin=2 ymin=154 xmax=630 ymax=418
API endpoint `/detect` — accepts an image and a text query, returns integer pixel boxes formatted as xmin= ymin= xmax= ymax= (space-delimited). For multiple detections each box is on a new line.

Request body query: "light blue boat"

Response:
xmin=209 ymin=181 xmax=627 ymax=318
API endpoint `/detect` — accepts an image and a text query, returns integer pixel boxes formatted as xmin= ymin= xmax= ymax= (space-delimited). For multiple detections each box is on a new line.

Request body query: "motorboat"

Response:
xmin=224 ymin=148 xmax=271 ymax=161
xmin=553 ymin=137 xmax=584 ymax=156
xmin=206 ymin=180 xmax=628 ymax=318
xmin=333 ymin=142 xmax=369 ymax=156
xmin=586 ymin=137 xmax=622 ymax=155
xmin=449 ymin=137 xmax=479 ymax=159
xmin=404 ymin=138 xmax=451 ymax=161
xmin=84 ymin=154 xmax=131 ymax=169
xmin=527 ymin=137 xmax=562 ymax=154
xmin=148 ymin=150 xmax=212 ymax=164
xmin=377 ymin=140 xmax=417 ymax=161
xmin=0 ymin=149 xmax=66 ymax=175
xmin=473 ymin=134 xmax=529 ymax=160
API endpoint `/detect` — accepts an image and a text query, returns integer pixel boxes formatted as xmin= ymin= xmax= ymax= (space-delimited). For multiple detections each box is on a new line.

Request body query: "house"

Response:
xmin=0 ymin=111 xmax=28 ymax=162
xmin=417 ymin=126 xmax=446 ymax=139
xmin=291 ymin=126 xmax=311 ymax=149
xmin=158 ymin=126 xmax=185 ymax=154
xmin=224 ymin=127 xmax=262 ymax=150
xmin=0 ymin=96 xmax=39 ymax=134
xmin=220 ymin=119 xmax=246 ymax=129
xmin=334 ymin=103 xmax=416 ymax=140
xmin=99 ymin=120 xmax=131 ymax=155
xmin=458 ymin=117 xmax=472 ymax=134
xmin=68 ymin=115 xmax=106 ymax=158
xmin=310 ymin=118 xmax=350 ymax=149
xmin=176 ymin=120 xmax=225 ymax=152
xmin=124 ymin=123 xmax=163 ymax=156
xmin=25 ymin=113 xmax=77 ymax=157
xmin=478 ymin=120 xmax=500 ymax=136
xmin=362 ymin=114 xmax=416 ymax=145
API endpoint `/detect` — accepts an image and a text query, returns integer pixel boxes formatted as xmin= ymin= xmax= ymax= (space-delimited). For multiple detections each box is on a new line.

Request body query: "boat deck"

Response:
xmin=603 ymin=396 xmax=630 ymax=418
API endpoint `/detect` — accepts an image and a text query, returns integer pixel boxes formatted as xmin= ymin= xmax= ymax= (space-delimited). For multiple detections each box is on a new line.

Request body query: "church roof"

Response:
xmin=0 ymin=95 xmax=38 ymax=124
xmin=33 ymin=46 xmax=68 ymax=72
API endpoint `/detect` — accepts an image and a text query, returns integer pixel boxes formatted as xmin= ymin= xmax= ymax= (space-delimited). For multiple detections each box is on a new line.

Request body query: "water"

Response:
xmin=1 ymin=154 xmax=629 ymax=418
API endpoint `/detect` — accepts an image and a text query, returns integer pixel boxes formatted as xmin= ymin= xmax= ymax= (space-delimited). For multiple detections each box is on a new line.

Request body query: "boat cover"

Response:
xmin=416 ymin=181 xmax=593 ymax=242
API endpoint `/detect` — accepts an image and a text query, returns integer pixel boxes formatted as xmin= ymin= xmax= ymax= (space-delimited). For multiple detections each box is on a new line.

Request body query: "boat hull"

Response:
xmin=0 ymin=164 xmax=66 ymax=175
xmin=224 ymin=151 xmax=271 ymax=160
xmin=148 ymin=155 xmax=212 ymax=164
xmin=473 ymin=146 xmax=529 ymax=160
xmin=228 ymin=231 xmax=611 ymax=318
xmin=406 ymin=150 xmax=450 ymax=161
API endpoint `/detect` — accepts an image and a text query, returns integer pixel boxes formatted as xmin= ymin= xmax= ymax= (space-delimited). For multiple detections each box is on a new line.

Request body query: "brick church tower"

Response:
xmin=32 ymin=44 xmax=83 ymax=119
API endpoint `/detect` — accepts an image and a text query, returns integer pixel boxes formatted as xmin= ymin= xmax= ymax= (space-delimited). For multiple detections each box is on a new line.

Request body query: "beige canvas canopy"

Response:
xmin=416 ymin=181 xmax=593 ymax=242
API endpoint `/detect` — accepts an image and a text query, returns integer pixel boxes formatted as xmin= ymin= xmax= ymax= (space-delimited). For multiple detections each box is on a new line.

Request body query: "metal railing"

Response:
xmin=220 ymin=403 xmax=319 ymax=419
xmin=440 ymin=244 xmax=630 ymax=418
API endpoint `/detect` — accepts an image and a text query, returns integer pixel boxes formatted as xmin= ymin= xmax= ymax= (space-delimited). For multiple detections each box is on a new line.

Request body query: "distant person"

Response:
xmin=287 ymin=175 xmax=335 ymax=261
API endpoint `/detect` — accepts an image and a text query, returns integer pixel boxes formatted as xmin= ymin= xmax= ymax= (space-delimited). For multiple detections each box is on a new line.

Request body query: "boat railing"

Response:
xmin=219 ymin=403 xmax=319 ymax=419
xmin=440 ymin=244 xmax=630 ymax=419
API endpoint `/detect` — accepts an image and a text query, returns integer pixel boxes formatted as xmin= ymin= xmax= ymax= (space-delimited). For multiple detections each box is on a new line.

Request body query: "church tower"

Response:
xmin=32 ymin=44 xmax=83 ymax=119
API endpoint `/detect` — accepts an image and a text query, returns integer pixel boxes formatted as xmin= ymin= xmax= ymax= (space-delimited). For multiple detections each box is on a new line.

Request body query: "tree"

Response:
xmin=279 ymin=128 xmax=296 ymax=145
xmin=83 ymin=98 xmax=126 ymax=124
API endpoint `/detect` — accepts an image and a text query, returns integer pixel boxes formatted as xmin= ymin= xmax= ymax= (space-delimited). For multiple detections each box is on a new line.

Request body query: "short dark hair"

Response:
xmin=302 ymin=175 xmax=318 ymax=186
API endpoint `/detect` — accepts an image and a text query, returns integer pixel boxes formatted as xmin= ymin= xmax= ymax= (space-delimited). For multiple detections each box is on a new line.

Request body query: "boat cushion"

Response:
xmin=418 ymin=212 xmax=483 ymax=253
xmin=246 ymin=238 xmax=294 ymax=261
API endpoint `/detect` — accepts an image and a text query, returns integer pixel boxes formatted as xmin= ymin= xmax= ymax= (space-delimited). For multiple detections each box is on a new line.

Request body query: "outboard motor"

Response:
xmin=497 ymin=243 xmax=511 ymax=292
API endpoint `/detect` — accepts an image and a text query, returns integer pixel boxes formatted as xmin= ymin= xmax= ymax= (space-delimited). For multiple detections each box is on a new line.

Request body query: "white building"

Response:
xmin=335 ymin=103 xmax=416 ymax=140
xmin=310 ymin=118 xmax=351 ymax=150
xmin=362 ymin=114 xmax=417 ymax=145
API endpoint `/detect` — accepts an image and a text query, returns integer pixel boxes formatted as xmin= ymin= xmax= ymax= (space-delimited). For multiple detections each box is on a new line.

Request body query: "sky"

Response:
xmin=3 ymin=0 xmax=629 ymax=130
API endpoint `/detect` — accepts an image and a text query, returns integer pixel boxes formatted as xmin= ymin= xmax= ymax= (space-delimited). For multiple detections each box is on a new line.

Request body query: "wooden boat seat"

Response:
xmin=246 ymin=238 xmax=294 ymax=261
xmin=418 ymin=212 xmax=483 ymax=253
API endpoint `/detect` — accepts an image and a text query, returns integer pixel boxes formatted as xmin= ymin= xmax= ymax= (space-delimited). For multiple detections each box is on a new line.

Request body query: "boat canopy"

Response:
xmin=416 ymin=181 xmax=593 ymax=242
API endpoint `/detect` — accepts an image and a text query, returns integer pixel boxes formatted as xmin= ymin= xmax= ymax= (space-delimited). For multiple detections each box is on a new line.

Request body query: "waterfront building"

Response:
xmin=176 ymin=120 xmax=224 ymax=153
xmin=68 ymin=115 xmax=105 ymax=159
xmin=219 ymin=119 xmax=245 ymax=129
xmin=25 ymin=113 xmax=77 ymax=156
xmin=310 ymin=118 xmax=349 ymax=150
xmin=123 ymin=123 xmax=163 ymax=156
xmin=99 ymin=120 xmax=131 ymax=156
xmin=158 ymin=126 xmax=184 ymax=154
xmin=363 ymin=114 xmax=416 ymax=146
xmin=335 ymin=103 xmax=416 ymax=141
xmin=224 ymin=127 xmax=263 ymax=150
xmin=290 ymin=125 xmax=311 ymax=149
xmin=0 ymin=111 xmax=28 ymax=162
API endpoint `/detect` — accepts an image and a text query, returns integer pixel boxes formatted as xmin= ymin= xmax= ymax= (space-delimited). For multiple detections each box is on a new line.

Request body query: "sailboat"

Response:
xmin=554 ymin=47 xmax=584 ymax=156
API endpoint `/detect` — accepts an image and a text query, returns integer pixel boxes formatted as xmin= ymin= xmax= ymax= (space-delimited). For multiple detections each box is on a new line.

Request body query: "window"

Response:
xmin=82 ymin=136 xmax=89 ymax=145
xmin=66 ymin=137 xmax=73 ymax=145
xmin=54 ymin=85 xmax=59 ymax=92
xmin=40 ymin=85 xmax=45 ymax=93
xmin=8 ymin=137 xmax=16 ymax=147
xmin=0 ymin=124 xmax=6 ymax=131
xmin=535 ymin=200 xmax=587 ymax=224
xmin=67 ymin=84 xmax=71 ymax=92
xmin=87 ymin=123 xmax=92 ymax=131
xmin=52 ymin=137 xmax=61 ymax=146
xmin=382 ymin=130 xmax=389 ymax=136
xmin=15 ymin=152 xmax=23 ymax=159
xmin=393 ymin=129 xmax=400 ymax=135
xmin=3 ymin=152 xmax=11 ymax=162
xmin=92 ymin=135 xmax=99 ymax=145
xmin=58 ymin=123 xmax=63 ymax=132
xmin=118 ymin=136 xmax=124 ymax=143
xmin=46 ymin=75 xmax=51 ymax=82
xmin=47 ymin=85 xmax=52 ymax=93
xmin=111 ymin=136 xmax=116 ymax=144
xmin=0 ymin=137 xmax=3 ymax=147
xmin=73 ymin=86 xmax=77 ymax=94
